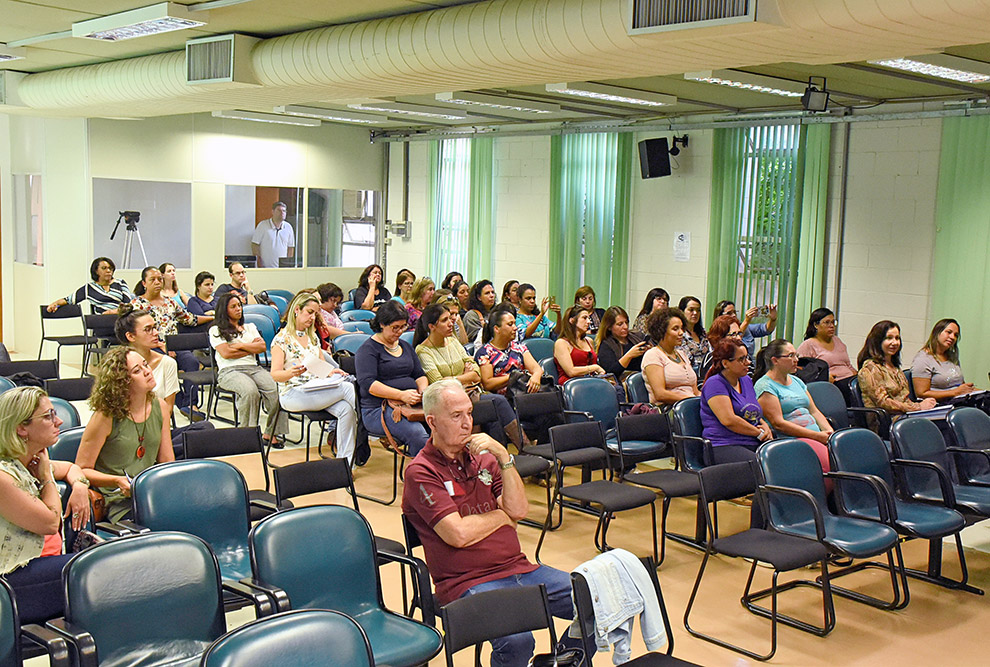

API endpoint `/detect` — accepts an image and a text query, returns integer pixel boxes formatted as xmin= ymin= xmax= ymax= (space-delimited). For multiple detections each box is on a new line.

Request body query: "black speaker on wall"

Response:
xmin=638 ymin=138 xmax=671 ymax=179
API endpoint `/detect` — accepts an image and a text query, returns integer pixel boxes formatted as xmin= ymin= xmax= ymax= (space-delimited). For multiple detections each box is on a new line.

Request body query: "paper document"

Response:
xmin=302 ymin=351 xmax=334 ymax=378
xmin=301 ymin=375 xmax=343 ymax=391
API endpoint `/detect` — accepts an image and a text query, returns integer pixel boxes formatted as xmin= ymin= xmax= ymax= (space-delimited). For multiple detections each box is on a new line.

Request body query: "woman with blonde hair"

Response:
xmin=0 ymin=387 xmax=91 ymax=623
xmin=404 ymin=276 xmax=436 ymax=330
xmin=76 ymin=345 xmax=174 ymax=523
xmin=395 ymin=268 xmax=416 ymax=305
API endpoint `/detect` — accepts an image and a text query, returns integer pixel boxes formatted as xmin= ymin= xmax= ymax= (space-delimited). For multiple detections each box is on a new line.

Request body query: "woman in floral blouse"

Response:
xmin=856 ymin=320 xmax=936 ymax=416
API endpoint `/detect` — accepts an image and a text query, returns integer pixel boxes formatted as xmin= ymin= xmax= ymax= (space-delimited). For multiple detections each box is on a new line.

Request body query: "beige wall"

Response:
xmin=1 ymin=113 xmax=383 ymax=358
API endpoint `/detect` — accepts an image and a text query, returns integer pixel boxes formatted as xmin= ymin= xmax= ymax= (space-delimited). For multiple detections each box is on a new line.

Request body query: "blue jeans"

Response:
xmin=461 ymin=565 xmax=580 ymax=667
xmin=4 ymin=554 xmax=74 ymax=624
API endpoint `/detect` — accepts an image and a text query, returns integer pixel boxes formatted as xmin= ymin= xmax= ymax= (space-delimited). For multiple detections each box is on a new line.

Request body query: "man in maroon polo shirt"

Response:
xmin=402 ymin=379 xmax=577 ymax=667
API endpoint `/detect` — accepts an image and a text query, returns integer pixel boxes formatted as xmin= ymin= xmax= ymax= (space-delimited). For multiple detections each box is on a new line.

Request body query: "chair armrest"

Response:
xmin=116 ymin=520 xmax=151 ymax=534
xmin=945 ymin=448 xmax=990 ymax=486
xmin=93 ymin=521 xmax=141 ymax=537
xmin=223 ymin=580 xmax=274 ymax=616
xmin=249 ymin=498 xmax=279 ymax=513
xmin=46 ymin=618 xmax=98 ymax=667
xmin=376 ymin=551 xmax=438 ymax=627
xmin=825 ymin=471 xmax=894 ymax=523
xmin=846 ymin=407 xmax=890 ymax=437
xmin=241 ymin=578 xmax=291 ymax=614
xmin=758 ymin=484 xmax=827 ymax=542
xmin=22 ymin=623 xmax=72 ymax=667
xmin=890 ymin=459 xmax=958 ymax=507
xmin=563 ymin=410 xmax=593 ymax=423
xmin=671 ymin=434 xmax=714 ymax=470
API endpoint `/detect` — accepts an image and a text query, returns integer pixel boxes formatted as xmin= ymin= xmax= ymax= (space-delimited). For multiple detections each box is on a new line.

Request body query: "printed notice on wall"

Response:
xmin=673 ymin=232 xmax=691 ymax=262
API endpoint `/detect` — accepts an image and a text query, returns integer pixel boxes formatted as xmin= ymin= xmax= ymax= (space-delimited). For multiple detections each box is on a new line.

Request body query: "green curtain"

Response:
xmin=426 ymin=140 xmax=440 ymax=276
xmin=931 ymin=114 xmax=990 ymax=381
xmin=467 ymin=137 xmax=495 ymax=282
xmin=549 ymin=132 xmax=632 ymax=306
xmin=706 ymin=129 xmax=748 ymax=317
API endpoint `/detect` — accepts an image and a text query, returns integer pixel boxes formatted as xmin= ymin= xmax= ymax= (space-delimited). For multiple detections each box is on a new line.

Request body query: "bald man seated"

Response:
xmin=401 ymin=379 xmax=579 ymax=667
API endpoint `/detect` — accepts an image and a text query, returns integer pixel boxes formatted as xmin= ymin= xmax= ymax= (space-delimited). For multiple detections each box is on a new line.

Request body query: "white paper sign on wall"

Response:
xmin=674 ymin=232 xmax=691 ymax=262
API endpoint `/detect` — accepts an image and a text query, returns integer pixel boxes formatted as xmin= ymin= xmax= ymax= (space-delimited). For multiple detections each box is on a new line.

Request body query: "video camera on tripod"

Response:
xmin=110 ymin=210 xmax=147 ymax=268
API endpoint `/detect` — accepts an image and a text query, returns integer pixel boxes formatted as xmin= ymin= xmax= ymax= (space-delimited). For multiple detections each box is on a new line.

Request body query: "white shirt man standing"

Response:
xmin=251 ymin=201 xmax=295 ymax=268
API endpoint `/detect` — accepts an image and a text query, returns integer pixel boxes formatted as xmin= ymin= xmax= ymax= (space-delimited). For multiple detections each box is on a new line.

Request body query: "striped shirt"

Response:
xmin=65 ymin=280 xmax=133 ymax=314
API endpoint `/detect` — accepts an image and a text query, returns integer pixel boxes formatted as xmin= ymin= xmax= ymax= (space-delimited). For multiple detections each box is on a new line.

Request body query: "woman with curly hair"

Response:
xmin=75 ymin=346 xmax=174 ymax=522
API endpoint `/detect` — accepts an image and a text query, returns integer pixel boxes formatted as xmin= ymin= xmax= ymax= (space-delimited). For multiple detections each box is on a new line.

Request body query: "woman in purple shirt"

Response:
xmin=700 ymin=338 xmax=773 ymax=463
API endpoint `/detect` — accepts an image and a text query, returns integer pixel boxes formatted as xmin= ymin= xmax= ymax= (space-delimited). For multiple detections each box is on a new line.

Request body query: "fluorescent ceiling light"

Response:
xmin=544 ymin=82 xmax=675 ymax=107
xmin=435 ymin=92 xmax=560 ymax=114
xmin=212 ymin=110 xmax=320 ymax=127
xmin=275 ymin=105 xmax=382 ymax=124
xmin=0 ymin=43 xmax=26 ymax=61
xmin=72 ymin=2 xmax=207 ymax=41
xmin=348 ymin=101 xmax=470 ymax=120
xmin=684 ymin=70 xmax=805 ymax=98
xmin=868 ymin=54 xmax=990 ymax=83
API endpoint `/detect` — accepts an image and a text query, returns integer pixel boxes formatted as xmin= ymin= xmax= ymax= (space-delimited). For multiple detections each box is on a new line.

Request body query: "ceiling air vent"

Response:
xmin=185 ymin=34 xmax=259 ymax=86
xmin=629 ymin=0 xmax=758 ymax=34
xmin=0 ymin=71 xmax=25 ymax=107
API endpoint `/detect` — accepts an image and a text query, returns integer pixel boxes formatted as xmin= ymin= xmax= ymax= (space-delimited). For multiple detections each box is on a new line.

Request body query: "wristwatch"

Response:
xmin=500 ymin=454 xmax=516 ymax=471
xmin=73 ymin=476 xmax=91 ymax=488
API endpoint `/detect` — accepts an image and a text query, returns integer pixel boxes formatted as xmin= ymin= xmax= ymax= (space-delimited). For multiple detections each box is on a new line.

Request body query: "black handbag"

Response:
xmin=506 ymin=369 xmax=553 ymax=406
xmin=529 ymin=648 xmax=585 ymax=667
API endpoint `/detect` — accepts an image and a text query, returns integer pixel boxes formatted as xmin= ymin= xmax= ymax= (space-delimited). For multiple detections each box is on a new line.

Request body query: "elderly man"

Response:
xmin=251 ymin=201 xmax=295 ymax=268
xmin=214 ymin=262 xmax=259 ymax=305
xmin=402 ymin=379 xmax=578 ymax=667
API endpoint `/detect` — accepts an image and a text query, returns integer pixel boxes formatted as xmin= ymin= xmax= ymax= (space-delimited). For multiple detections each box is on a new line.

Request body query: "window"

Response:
xmin=431 ymin=138 xmax=472 ymax=277
xmin=12 ymin=174 xmax=43 ymax=266
xmin=224 ymin=186 xmax=302 ymax=268
xmin=340 ymin=190 xmax=379 ymax=268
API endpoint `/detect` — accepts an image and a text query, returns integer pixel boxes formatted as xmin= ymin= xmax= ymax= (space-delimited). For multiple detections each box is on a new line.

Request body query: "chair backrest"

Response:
xmin=0 ymin=377 xmax=15 ymax=394
xmin=521 ymin=337 xmax=554 ymax=362
xmin=63 ymin=532 xmax=225 ymax=662
xmin=49 ymin=425 xmax=87 ymax=462
xmin=265 ymin=288 xmax=295 ymax=303
xmin=562 ymin=377 xmax=620 ymax=432
xmin=947 ymin=407 xmax=990 ymax=451
xmin=848 ymin=376 xmax=864 ymax=408
xmin=339 ymin=300 xmax=355 ymax=313
xmin=0 ymin=360 xmax=59 ymax=380
xmin=539 ymin=357 xmax=559 ymax=384
xmin=548 ymin=420 xmax=608 ymax=458
xmin=267 ymin=294 xmax=289 ymax=317
xmin=0 ymin=578 xmax=20 ymax=666
xmin=757 ymin=439 xmax=829 ymax=529
xmin=616 ymin=411 xmax=671 ymax=457
xmin=183 ymin=426 xmax=271 ymax=489
xmin=341 ymin=321 xmax=373 ymax=335
xmin=806 ymin=381 xmax=850 ymax=430
xmin=399 ymin=331 xmax=415 ymax=346
xmin=243 ymin=304 xmax=280 ymax=328
xmin=83 ymin=312 xmax=118 ymax=335
xmin=250 ymin=505 xmax=382 ymax=616
xmin=669 ymin=396 xmax=707 ymax=470
xmin=273 ymin=458 xmax=357 ymax=509
xmin=243 ymin=314 xmax=277 ymax=357
xmin=696 ymin=462 xmax=758 ymax=537
xmin=463 ymin=342 xmax=475 ymax=357
xmin=624 ymin=372 xmax=650 ymax=404
xmin=333 ymin=333 xmax=370 ymax=355
xmin=164 ymin=332 xmax=210 ymax=353
xmin=132 ymin=460 xmax=251 ymax=560
xmin=829 ymin=428 xmax=896 ymax=514
xmin=470 ymin=399 xmax=504 ymax=444
xmin=44 ymin=376 xmax=94 ymax=401
xmin=348 ymin=288 xmax=358 ymax=302
xmin=441 ymin=585 xmax=555 ymax=666
xmin=401 ymin=512 xmax=423 ymax=552
xmin=40 ymin=303 xmax=82 ymax=320
xmin=201 ymin=609 xmax=374 ymax=667
xmin=340 ymin=309 xmax=375 ymax=322
xmin=890 ymin=417 xmax=953 ymax=492
xmin=50 ymin=397 xmax=80 ymax=431
xmin=903 ymin=369 xmax=917 ymax=401
xmin=513 ymin=390 xmax=566 ymax=445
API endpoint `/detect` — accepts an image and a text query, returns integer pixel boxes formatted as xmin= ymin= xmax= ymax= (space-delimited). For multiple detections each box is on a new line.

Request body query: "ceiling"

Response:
xmin=3 ymin=0 xmax=990 ymax=133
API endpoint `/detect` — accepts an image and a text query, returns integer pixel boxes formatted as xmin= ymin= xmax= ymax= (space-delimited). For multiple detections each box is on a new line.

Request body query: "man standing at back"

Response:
xmin=251 ymin=201 xmax=295 ymax=268
xmin=402 ymin=379 xmax=578 ymax=667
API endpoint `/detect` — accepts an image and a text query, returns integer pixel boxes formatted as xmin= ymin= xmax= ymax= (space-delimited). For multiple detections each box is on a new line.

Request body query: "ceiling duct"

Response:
xmin=629 ymin=0 xmax=779 ymax=35
xmin=186 ymin=34 xmax=260 ymax=86
xmin=0 ymin=71 xmax=26 ymax=107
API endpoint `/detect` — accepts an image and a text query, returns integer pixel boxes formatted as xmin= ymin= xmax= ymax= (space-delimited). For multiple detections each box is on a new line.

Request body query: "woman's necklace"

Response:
xmin=132 ymin=397 xmax=149 ymax=459
xmin=295 ymin=329 xmax=307 ymax=338
xmin=661 ymin=345 xmax=680 ymax=362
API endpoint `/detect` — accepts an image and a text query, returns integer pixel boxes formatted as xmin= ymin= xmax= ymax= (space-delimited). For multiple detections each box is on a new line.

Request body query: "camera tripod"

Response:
xmin=110 ymin=212 xmax=148 ymax=269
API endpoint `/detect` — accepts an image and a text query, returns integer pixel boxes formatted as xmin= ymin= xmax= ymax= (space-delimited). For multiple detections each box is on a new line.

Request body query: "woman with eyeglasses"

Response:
xmin=631 ymin=287 xmax=670 ymax=336
xmin=700 ymin=338 xmax=772 ymax=463
xmin=0 ymin=387 xmax=91 ymax=624
xmin=696 ymin=314 xmax=742 ymax=382
xmin=395 ymin=269 xmax=416 ymax=305
xmin=355 ymin=300 xmax=429 ymax=456
xmin=796 ymin=308 xmax=856 ymax=387
xmin=76 ymin=346 xmax=175 ymax=523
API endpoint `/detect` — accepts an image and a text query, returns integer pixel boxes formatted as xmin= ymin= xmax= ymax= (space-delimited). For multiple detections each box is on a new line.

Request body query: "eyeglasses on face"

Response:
xmin=731 ymin=355 xmax=751 ymax=363
xmin=26 ymin=408 xmax=58 ymax=424
xmin=774 ymin=352 xmax=799 ymax=359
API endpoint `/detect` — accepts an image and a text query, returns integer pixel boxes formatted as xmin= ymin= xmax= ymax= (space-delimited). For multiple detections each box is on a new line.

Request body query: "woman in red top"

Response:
xmin=553 ymin=306 xmax=605 ymax=384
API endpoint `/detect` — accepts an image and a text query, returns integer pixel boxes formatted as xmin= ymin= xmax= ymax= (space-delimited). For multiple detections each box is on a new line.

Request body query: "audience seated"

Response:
xmin=911 ymin=318 xmax=976 ymax=402
xmin=553 ymin=306 xmax=606 ymax=384
xmin=47 ymin=256 xmax=133 ymax=314
xmin=631 ymin=287 xmax=670 ymax=336
xmin=515 ymin=283 xmax=560 ymax=341
xmin=476 ymin=308 xmax=545 ymax=395
xmin=432 ymin=291 xmax=469 ymax=345
xmin=0 ymin=387 xmax=90 ymax=624
xmin=574 ymin=286 xmax=606 ymax=338
xmin=677 ymin=295 xmax=711 ymax=376
xmin=754 ymin=339 xmax=833 ymax=477
xmin=316 ymin=282 xmax=348 ymax=345
xmin=796 ymin=308 xmax=856 ymax=390
xmin=440 ymin=271 xmax=464 ymax=291
xmin=355 ymin=301 xmax=429 ymax=456
xmin=354 ymin=264 xmax=392 ymax=312
xmin=713 ymin=300 xmax=776 ymax=357
xmin=394 ymin=268 xmax=416 ymax=305
xmin=594 ymin=306 xmax=648 ymax=382
xmin=76 ymin=346 xmax=175 ymax=522
xmin=500 ymin=280 xmax=520 ymax=307
xmin=642 ymin=307 xmax=700 ymax=405
xmin=210 ymin=292 xmax=286 ymax=445
xmin=415 ymin=305 xmax=525 ymax=449
xmin=270 ymin=294 xmax=357 ymax=460
xmin=185 ymin=271 xmax=217 ymax=316
xmin=159 ymin=262 xmax=191 ymax=308
xmin=404 ymin=277 xmax=435 ymax=330
xmin=115 ymin=305 xmax=179 ymax=419
xmin=451 ymin=279 xmax=471 ymax=316
xmin=699 ymin=314 xmax=742 ymax=379
xmin=700 ymin=339 xmax=773 ymax=464
xmin=463 ymin=280 xmax=497 ymax=343
xmin=856 ymin=320 xmax=937 ymax=416
xmin=214 ymin=262 xmax=259 ymax=305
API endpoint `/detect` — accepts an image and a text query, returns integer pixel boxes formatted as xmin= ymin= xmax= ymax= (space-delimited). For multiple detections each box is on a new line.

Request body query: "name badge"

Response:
xmin=444 ymin=480 xmax=455 ymax=496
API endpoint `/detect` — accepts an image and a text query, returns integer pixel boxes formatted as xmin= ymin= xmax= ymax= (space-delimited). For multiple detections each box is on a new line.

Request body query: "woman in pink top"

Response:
xmin=642 ymin=307 xmax=700 ymax=405
xmin=797 ymin=308 xmax=857 ymax=399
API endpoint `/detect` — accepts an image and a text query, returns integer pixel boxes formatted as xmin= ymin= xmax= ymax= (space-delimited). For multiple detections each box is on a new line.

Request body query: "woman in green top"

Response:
xmin=76 ymin=345 xmax=174 ymax=523
xmin=414 ymin=304 xmax=525 ymax=449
